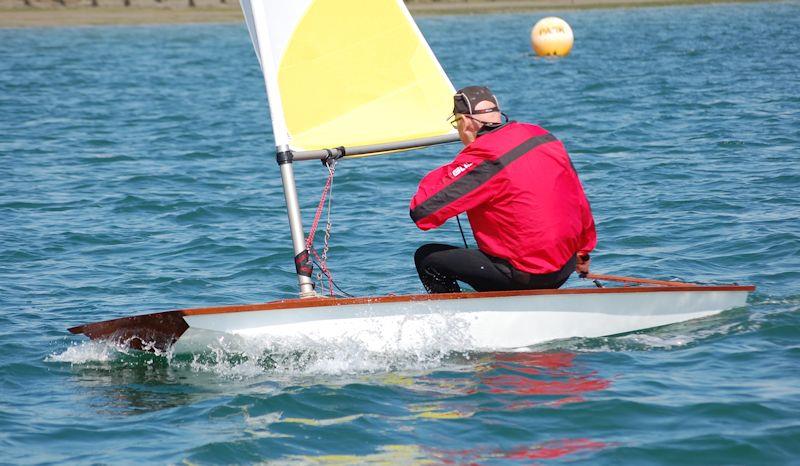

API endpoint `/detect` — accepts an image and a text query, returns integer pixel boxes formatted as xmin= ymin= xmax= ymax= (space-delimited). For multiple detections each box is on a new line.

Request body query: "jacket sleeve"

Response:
xmin=409 ymin=154 xmax=494 ymax=230
xmin=577 ymin=184 xmax=597 ymax=255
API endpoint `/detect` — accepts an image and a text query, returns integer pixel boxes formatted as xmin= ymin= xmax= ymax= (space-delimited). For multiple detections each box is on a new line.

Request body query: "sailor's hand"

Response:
xmin=576 ymin=254 xmax=591 ymax=275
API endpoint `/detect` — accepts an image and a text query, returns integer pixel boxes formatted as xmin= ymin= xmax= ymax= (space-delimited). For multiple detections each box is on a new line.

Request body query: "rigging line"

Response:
xmin=311 ymin=257 xmax=354 ymax=298
xmin=456 ymin=214 xmax=469 ymax=249
xmin=318 ymin=160 xmax=336 ymax=296
xmin=309 ymin=246 xmax=333 ymax=295
xmin=305 ymin=158 xmax=353 ymax=298
xmin=304 ymin=171 xmax=333 ymax=249
xmin=321 ymin=161 xmax=334 ymax=270
xmin=306 ymin=158 xmax=337 ymax=296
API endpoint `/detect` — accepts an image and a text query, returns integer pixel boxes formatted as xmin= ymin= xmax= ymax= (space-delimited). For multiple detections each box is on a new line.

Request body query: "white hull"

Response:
xmin=68 ymin=277 xmax=754 ymax=353
xmin=175 ymin=288 xmax=749 ymax=353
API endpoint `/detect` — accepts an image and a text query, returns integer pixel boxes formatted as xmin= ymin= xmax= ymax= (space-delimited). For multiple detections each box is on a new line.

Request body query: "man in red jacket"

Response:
xmin=410 ymin=85 xmax=596 ymax=293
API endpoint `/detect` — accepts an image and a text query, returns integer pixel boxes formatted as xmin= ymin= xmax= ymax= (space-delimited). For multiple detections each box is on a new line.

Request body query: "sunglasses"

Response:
xmin=448 ymin=114 xmax=481 ymax=129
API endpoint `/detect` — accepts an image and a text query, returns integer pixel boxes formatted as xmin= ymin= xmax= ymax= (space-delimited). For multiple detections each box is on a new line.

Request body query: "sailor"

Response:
xmin=410 ymin=85 xmax=596 ymax=293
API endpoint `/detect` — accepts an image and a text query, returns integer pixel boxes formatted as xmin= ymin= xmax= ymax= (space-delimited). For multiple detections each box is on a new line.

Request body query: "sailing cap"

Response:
xmin=452 ymin=86 xmax=500 ymax=115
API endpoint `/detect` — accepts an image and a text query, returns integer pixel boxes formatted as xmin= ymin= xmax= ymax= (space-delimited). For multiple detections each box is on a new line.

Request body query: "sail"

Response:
xmin=240 ymin=0 xmax=456 ymax=153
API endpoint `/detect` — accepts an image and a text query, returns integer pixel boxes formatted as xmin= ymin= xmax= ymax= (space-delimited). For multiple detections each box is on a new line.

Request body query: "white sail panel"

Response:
xmin=240 ymin=0 xmax=456 ymax=152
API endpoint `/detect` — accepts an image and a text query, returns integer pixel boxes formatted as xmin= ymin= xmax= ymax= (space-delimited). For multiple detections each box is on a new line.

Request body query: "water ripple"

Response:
xmin=2 ymin=2 xmax=800 ymax=464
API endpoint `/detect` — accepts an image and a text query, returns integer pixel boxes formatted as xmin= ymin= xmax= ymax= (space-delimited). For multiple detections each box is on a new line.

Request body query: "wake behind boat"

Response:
xmin=68 ymin=0 xmax=754 ymax=353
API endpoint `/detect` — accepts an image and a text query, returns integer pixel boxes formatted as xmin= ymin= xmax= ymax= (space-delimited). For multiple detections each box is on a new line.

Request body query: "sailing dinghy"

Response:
xmin=68 ymin=0 xmax=753 ymax=353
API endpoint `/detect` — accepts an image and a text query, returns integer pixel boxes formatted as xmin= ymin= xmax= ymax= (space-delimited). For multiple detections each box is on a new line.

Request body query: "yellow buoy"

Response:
xmin=531 ymin=17 xmax=574 ymax=57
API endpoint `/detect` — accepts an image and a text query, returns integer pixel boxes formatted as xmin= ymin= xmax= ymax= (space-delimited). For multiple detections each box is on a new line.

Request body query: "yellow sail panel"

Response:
xmin=277 ymin=0 xmax=455 ymax=151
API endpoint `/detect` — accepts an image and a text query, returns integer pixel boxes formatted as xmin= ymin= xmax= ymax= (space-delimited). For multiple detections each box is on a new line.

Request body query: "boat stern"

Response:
xmin=68 ymin=310 xmax=189 ymax=352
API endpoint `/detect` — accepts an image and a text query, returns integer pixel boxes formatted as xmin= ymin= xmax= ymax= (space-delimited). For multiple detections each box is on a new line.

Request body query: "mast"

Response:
xmin=276 ymin=144 xmax=316 ymax=298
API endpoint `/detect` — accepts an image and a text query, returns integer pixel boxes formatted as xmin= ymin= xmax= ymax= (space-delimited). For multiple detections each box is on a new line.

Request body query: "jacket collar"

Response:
xmin=476 ymin=121 xmax=512 ymax=138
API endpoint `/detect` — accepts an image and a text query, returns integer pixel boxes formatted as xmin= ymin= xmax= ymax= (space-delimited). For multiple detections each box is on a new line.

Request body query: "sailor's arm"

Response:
xmin=575 ymin=187 xmax=597 ymax=274
xmin=578 ymin=200 xmax=597 ymax=257
xmin=409 ymin=156 xmax=492 ymax=230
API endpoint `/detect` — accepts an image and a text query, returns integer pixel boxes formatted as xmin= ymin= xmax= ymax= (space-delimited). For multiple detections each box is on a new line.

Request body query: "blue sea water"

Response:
xmin=2 ymin=2 xmax=800 ymax=464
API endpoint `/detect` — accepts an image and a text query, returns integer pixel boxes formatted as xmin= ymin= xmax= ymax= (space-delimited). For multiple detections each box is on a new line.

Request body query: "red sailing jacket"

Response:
xmin=410 ymin=122 xmax=597 ymax=274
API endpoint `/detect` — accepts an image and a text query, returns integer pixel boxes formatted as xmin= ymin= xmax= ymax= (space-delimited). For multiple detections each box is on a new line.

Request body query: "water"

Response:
xmin=2 ymin=2 xmax=799 ymax=463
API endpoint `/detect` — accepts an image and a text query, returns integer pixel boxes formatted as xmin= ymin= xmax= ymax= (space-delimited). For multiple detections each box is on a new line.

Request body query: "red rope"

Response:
xmin=305 ymin=171 xmax=332 ymax=250
xmin=305 ymin=164 xmax=335 ymax=296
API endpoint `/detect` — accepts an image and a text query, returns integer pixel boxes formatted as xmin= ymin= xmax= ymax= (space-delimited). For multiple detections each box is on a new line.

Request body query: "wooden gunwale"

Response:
xmin=179 ymin=284 xmax=755 ymax=317
xmin=584 ymin=273 xmax=700 ymax=287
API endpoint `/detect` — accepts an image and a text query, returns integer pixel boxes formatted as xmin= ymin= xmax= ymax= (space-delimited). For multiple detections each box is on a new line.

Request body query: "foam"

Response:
xmin=46 ymin=340 xmax=125 ymax=364
xmin=48 ymin=320 xmax=470 ymax=381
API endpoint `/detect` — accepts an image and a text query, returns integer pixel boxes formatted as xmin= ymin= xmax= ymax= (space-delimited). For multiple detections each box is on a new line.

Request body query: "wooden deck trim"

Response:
xmin=585 ymin=273 xmax=699 ymax=287
xmin=179 ymin=284 xmax=755 ymax=317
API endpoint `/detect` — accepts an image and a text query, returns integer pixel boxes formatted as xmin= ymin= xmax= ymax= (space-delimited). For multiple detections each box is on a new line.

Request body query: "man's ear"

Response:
xmin=461 ymin=116 xmax=473 ymax=132
xmin=467 ymin=116 xmax=482 ymax=133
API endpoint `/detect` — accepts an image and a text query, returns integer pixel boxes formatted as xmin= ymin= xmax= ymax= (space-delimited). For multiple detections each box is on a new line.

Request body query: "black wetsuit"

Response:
xmin=414 ymin=243 xmax=576 ymax=293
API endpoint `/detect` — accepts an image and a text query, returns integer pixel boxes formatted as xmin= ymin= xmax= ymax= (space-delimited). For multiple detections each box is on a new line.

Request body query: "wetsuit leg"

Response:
xmin=415 ymin=244 xmax=577 ymax=293
xmin=414 ymin=243 xmax=519 ymax=293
